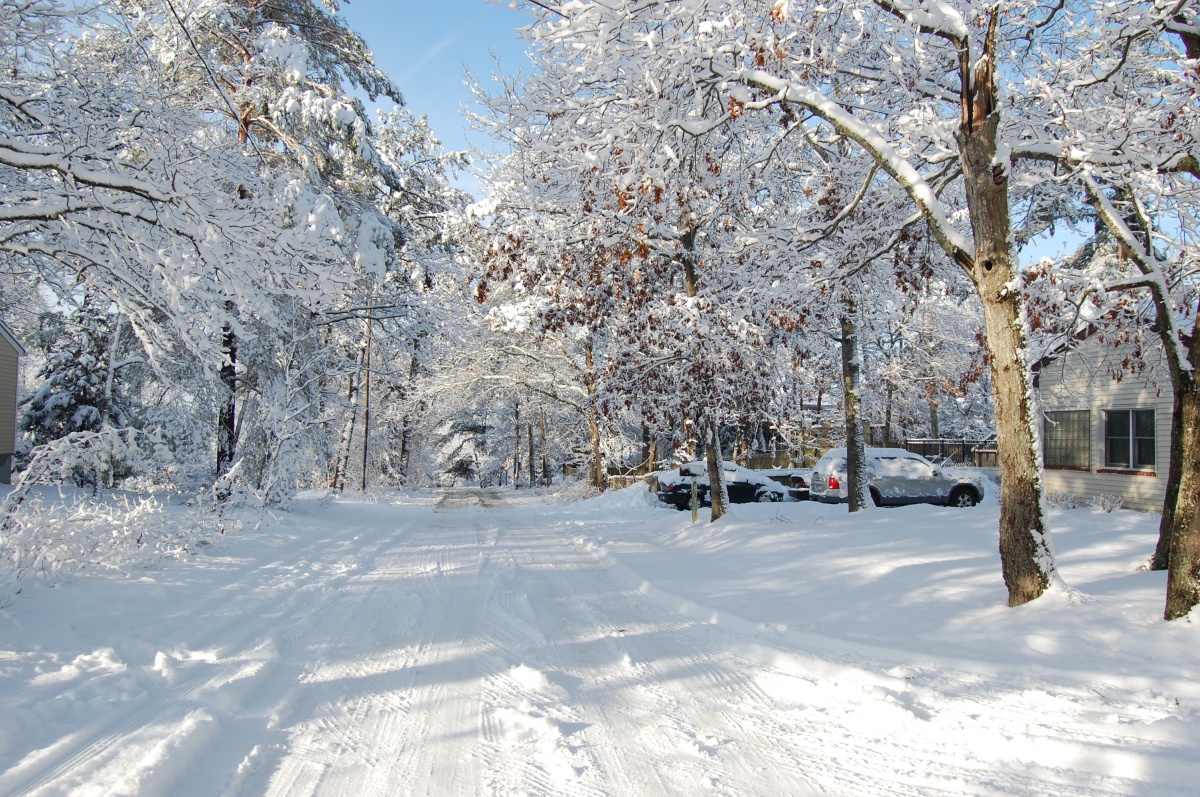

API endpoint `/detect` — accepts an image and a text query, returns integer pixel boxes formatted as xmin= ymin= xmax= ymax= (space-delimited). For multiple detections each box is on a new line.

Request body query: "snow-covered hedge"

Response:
xmin=0 ymin=430 xmax=229 ymax=606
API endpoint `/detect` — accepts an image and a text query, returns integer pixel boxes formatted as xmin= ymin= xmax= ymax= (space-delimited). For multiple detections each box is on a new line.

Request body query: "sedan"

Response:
xmin=656 ymin=461 xmax=789 ymax=510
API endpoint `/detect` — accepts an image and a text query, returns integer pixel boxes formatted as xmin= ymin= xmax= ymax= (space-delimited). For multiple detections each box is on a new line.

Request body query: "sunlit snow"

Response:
xmin=1 ymin=483 xmax=1196 ymax=796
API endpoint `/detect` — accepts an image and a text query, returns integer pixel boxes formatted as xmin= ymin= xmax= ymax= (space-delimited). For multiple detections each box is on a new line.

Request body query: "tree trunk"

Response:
xmin=883 ymin=383 xmax=894 ymax=447
xmin=588 ymin=409 xmax=606 ymax=492
xmin=1164 ymin=323 xmax=1200 ymax=619
xmin=959 ymin=112 xmax=1053 ymax=607
xmin=929 ymin=394 xmax=940 ymax=439
xmin=841 ymin=297 xmax=870 ymax=511
xmin=330 ymin=347 xmax=365 ymax=489
xmin=216 ymin=320 xmax=237 ymax=486
xmin=1148 ymin=289 xmax=1194 ymax=576
xmin=398 ymin=340 xmax=421 ymax=486
xmin=513 ymin=401 xmax=522 ymax=489
xmin=704 ymin=416 xmax=728 ymax=521
xmin=540 ymin=407 xmax=551 ymax=485
xmin=1153 ymin=387 xmax=1184 ymax=571
xmin=360 ymin=312 xmax=373 ymax=493
xmin=1086 ymin=172 xmax=1200 ymax=618
xmin=641 ymin=422 xmax=652 ymax=474
xmin=528 ymin=422 xmax=535 ymax=487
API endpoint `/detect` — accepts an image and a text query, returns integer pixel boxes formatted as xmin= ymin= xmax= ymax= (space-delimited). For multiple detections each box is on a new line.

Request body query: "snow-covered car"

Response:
xmin=656 ymin=461 xmax=789 ymax=510
xmin=756 ymin=469 xmax=811 ymax=501
xmin=809 ymin=447 xmax=985 ymax=508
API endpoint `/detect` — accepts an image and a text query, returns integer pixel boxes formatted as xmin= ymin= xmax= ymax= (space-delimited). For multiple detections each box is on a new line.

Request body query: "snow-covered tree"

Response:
xmin=1003 ymin=0 xmax=1200 ymax=618
xmin=20 ymin=294 xmax=141 ymax=476
xmin=501 ymin=0 xmax=1067 ymax=604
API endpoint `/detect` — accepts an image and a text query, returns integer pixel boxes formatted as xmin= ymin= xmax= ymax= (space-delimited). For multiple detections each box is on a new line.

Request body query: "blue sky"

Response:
xmin=338 ymin=0 xmax=533 ymax=188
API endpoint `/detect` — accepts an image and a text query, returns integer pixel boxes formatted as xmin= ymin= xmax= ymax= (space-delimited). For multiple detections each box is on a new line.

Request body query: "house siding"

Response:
xmin=0 ymin=340 xmax=18 ymax=457
xmin=1036 ymin=342 xmax=1173 ymax=512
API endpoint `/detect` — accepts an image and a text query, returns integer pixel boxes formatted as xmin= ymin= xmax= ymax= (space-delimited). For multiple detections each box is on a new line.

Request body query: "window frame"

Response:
xmin=1042 ymin=409 xmax=1091 ymax=471
xmin=1102 ymin=408 xmax=1156 ymax=472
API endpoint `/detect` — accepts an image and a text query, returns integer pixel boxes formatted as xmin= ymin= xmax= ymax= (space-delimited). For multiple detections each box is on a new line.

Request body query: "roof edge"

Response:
xmin=0 ymin=319 xmax=27 ymax=357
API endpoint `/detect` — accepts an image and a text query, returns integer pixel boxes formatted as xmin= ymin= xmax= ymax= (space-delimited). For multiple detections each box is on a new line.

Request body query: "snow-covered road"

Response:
xmin=2 ymin=488 xmax=1197 ymax=796
xmin=5 ymin=492 xmax=828 ymax=795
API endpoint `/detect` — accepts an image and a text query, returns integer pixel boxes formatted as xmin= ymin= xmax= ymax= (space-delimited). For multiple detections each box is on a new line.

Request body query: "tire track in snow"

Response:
xmin=563 ymin=524 xmax=1200 ymax=797
xmin=515 ymin=529 xmax=823 ymax=796
xmin=260 ymin=501 xmax=513 ymax=796
xmin=0 ymin=503 xmax=424 ymax=797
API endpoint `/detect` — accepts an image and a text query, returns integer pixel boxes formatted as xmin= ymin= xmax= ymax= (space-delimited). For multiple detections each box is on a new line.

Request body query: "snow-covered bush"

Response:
xmin=1088 ymin=494 xmax=1125 ymax=514
xmin=1045 ymin=492 xmax=1079 ymax=510
xmin=12 ymin=428 xmax=172 ymax=496
xmin=0 ymin=427 xmax=233 ymax=605
xmin=545 ymin=477 xmax=601 ymax=505
xmin=0 ymin=491 xmax=230 ymax=607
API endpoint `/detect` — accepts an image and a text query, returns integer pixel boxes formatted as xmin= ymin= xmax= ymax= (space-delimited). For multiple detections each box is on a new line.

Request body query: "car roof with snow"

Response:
xmin=657 ymin=461 xmax=787 ymax=489
xmin=817 ymin=447 xmax=925 ymax=460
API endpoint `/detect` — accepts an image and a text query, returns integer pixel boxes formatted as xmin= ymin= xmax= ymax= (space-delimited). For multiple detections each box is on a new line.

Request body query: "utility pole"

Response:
xmin=361 ymin=306 xmax=373 ymax=492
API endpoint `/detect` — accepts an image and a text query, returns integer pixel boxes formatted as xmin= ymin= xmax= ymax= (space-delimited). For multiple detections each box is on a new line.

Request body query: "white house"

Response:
xmin=1034 ymin=335 xmax=1175 ymax=512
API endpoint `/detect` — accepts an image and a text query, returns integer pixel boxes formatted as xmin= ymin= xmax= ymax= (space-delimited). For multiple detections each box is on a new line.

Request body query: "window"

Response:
xmin=1043 ymin=410 xmax=1090 ymax=469
xmin=1104 ymin=409 xmax=1156 ymax=470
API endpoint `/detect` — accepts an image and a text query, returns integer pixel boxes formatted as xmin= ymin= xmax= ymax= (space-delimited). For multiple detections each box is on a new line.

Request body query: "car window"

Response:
xmin=820 ymin=457 xmax=846 ymax=473
xmin=874 ymin=457 xmax=932 ymax=479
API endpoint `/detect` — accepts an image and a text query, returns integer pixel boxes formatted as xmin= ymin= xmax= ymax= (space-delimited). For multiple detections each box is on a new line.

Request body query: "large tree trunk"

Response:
xmin=330 ymin=347 xmax=365 ymax=490
xmin=1148 ymin=294 xmax=1193 ymax=577
xmin=1164 ymin=326 xmax=1200 ymax=620
xmin=959 ymin=112 xmax=1053 ymax=607
xmin=1153 ymin=387 xmax=1184 ymax=571
xmin=704 ymin=416 xmax=728 ymax=521
xmin=841 ymin=297 xmax=870 ymax=511
xmin=1085 ymin=178 xmax=1200 ymax=619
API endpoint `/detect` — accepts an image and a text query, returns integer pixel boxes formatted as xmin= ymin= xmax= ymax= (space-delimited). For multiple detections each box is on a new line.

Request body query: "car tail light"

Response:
xmin=828 ymin=475 xmax=840 ymax=490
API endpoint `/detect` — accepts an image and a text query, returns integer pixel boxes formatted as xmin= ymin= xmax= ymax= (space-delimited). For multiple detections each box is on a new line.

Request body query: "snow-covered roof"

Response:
xmin=0 ymin=319 xmax=26 ymax=357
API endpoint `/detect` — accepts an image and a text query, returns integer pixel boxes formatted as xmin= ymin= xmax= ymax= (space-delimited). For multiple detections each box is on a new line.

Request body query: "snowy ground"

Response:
xmin=1 ymin=484 xmax=1197 ymax=796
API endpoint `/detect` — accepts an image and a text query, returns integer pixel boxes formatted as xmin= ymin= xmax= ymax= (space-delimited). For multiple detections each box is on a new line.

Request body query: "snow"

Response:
xmin=1 ymin=485 xmax=1197 ymax=796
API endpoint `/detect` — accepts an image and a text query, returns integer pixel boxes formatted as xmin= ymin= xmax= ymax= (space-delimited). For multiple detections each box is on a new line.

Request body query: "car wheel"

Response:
xmin=949 ymin=488 xmax=978 ymax=507
xmin=756 ymin=487 xmax=781 ymax=503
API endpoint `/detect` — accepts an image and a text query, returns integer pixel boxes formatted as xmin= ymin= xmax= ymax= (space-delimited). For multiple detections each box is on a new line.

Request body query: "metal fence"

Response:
xmin=902 ymin=438 xmax=997 ymax=467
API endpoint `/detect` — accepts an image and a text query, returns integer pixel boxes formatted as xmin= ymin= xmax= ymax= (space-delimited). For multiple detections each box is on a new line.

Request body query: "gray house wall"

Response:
xmin=1035 ymin=339 xmax=1173 ymax=512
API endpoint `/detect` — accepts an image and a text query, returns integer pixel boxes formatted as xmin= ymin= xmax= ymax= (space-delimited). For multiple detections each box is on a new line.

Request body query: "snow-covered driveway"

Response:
xmin=2 ymin=488 xmax=1197 ymax=796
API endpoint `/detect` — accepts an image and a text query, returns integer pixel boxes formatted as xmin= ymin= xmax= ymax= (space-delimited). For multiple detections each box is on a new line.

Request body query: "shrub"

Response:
xmin=1088 ymin=493 xmax=1125 ymax=513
